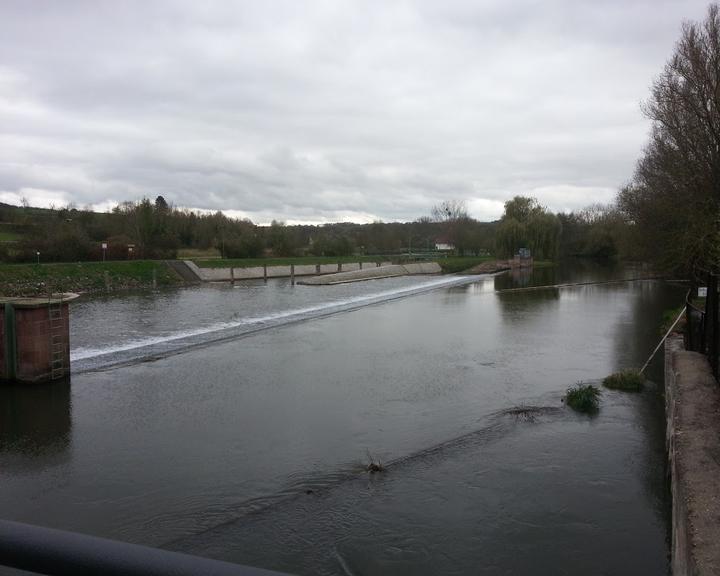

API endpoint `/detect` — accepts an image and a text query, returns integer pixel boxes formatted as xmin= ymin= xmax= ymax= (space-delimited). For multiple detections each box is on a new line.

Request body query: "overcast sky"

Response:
xmin=0 ymin=1 xmax=711 ymax=224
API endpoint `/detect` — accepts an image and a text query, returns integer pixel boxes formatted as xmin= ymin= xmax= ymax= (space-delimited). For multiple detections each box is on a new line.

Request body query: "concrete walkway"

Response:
xmin=665 ymin=335 xmax=720 ymax=576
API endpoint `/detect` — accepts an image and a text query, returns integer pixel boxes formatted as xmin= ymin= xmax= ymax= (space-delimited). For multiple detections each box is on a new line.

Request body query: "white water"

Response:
xmin=72 ymin=275 xmax=480 ymax=370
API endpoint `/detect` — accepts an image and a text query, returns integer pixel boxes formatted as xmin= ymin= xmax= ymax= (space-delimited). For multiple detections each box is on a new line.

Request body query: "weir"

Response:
xmin=71 ymin=275 xmax=479 ymax=373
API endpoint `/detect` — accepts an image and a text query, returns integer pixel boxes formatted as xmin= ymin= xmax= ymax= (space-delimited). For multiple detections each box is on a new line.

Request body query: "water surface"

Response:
xmin=0 ymin=262 xmax=683 ymax=574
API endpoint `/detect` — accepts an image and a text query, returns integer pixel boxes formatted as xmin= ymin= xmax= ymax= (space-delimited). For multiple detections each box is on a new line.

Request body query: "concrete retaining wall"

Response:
xmin=186 ymin=261 xmax=394 ymax=282
xmin=665 ymin=334 xmax=720 ymax=576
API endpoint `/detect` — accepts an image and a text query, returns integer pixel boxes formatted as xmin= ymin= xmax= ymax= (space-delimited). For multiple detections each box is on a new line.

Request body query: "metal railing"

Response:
xmin=685 ymin=273 xmax=720 ymax=379
xmin=0 ymin=518 xmax=292 ymax=576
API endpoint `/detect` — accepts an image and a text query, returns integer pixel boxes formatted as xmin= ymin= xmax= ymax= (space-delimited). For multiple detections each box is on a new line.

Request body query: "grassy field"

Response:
xmin=0 ymin=260 xmax=182 ymax=297
xmin=177 ymin=247 xmax=222 ymax=259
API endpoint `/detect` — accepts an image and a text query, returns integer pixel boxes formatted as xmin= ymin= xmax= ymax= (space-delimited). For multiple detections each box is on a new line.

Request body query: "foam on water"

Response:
xmin=72 ymin=275 xmax=480 ymax=372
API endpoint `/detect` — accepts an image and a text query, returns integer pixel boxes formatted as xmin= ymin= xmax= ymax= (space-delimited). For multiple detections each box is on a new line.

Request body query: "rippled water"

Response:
xmin=0 ymin=261 xmax=683 ymax=575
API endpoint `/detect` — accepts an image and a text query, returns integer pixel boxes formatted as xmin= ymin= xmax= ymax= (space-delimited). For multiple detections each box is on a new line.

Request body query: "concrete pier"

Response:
xmin=0 ymin=294 xmax=79 ymax=384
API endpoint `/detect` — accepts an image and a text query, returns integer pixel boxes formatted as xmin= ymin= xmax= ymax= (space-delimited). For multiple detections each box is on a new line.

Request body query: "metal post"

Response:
xmin=230 ymin=267 xmax=235 ymax=285
xmin=686 ymin=296 xmax=694 ymax=351
xmin=709 ymin=274 xmax=719 ymax=378
xmin=290 ymin=264 xmax=295 ymax=286
xmin=4 ymin=303 xmax=17 ymax=381
xmin=263 ymin=264 xmax=267 ymax=282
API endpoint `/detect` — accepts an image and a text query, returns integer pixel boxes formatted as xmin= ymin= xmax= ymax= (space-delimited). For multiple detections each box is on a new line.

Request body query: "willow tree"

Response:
xmin=495 ymin=196 xmax=561 ymax=259
xmin=619 ymin=4 xmax=720 ymax=278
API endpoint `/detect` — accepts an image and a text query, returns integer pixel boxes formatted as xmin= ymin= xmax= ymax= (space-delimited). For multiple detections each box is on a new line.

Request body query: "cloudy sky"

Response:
xmin=0 ymin=1 xmax=711 ymax=224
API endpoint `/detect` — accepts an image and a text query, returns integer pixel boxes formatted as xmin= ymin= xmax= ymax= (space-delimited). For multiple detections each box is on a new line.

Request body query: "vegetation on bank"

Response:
xmin=660 ymin=305 xmax=690 ymax=336
xmin=436 ymin=256 xmax=494 ymax=274
xmin=602 ymin=370 xmax=645 ymax=392
xmin=0 ymin=261 xmax=181 ymax=297
xmin=564 ymin=383 xmax=601 ymax=413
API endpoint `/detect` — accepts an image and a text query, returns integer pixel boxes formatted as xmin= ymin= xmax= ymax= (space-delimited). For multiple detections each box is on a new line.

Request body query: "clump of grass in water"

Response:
xmin=564 ymin=383 xmax=601 ymax=413
xmin=603 ymin=369 xmax=645 ymax=391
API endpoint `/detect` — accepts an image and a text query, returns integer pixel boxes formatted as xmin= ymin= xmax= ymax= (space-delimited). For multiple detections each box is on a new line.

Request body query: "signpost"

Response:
xmin=101 ymin=242 xmax=107 ymax=262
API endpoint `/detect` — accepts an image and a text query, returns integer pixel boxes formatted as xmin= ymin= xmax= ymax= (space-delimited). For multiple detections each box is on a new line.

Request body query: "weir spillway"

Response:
xmin=71 ymin=275 xmax=478 ymax=373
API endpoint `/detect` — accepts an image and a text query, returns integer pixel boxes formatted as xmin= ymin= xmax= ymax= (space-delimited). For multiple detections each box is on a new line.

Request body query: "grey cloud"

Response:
xmin=0 ymin=0 xmax=711 ymax=223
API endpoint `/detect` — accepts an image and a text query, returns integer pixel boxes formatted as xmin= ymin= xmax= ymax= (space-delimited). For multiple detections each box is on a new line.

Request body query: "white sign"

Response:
xmin=101 ymin=242 xmax=108 ymax=250
xmin=699 ymin=287 xmax=708 ymax=298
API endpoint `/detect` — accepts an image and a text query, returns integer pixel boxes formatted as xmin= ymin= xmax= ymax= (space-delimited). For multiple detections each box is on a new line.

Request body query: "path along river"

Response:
xmin=0 ymin=260 xmax=684 ymax=575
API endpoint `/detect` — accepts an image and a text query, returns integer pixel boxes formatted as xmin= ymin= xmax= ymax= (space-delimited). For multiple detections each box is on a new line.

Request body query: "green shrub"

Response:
xmin=603 ymin=370 xmax=645 ymax=391
xmin=564 ymin=383 xmax=601 ymax=413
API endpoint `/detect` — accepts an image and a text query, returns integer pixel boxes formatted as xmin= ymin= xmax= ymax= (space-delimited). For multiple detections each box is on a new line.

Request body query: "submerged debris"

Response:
xmin=498 ymin=405 xmax=562 ymax=422
xmin=365 ymin=450 xmax=384 ymax=474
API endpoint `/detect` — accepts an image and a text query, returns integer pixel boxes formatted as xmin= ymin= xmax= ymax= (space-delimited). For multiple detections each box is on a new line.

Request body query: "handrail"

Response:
xmin=686 ymin=288 xmax=705 ymax=315
xmin=0 ymin=519 xmax=292 ymax=576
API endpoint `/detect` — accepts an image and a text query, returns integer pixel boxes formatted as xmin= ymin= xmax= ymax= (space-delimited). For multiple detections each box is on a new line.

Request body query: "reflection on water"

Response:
xmin=0 ymin=379 xmax=71 ymax=462
xmin=0 ymin=262 xmax=685 ymax=575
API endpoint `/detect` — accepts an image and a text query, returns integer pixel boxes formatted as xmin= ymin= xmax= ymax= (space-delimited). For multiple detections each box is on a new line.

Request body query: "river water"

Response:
xmin=0 ymin=261 xmax=684 ymax=575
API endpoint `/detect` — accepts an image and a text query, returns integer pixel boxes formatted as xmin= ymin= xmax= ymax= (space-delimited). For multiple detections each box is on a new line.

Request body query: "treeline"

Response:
xmin=615 ymin=5 xmax=720 ymax=280
xmin=0 ymin=194 xmax=635 ymax=264
xmin=0 ymin=197 xmax=497 ymax=263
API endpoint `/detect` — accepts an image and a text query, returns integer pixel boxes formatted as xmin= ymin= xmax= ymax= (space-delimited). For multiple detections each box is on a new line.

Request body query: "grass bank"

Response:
xmin=0 ymin=261 xmax=182 ymax=297
xmin=436 ymin=256 xmax=495 ymax=274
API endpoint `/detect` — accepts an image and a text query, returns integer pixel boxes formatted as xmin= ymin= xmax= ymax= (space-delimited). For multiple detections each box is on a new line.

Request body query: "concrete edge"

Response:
xmin=182 ymin=261 xmax=208 ymax=281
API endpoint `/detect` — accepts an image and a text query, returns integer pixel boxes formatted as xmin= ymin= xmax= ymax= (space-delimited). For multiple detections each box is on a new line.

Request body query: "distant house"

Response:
xmin=434 ymin=237 xmax=455 ymax=252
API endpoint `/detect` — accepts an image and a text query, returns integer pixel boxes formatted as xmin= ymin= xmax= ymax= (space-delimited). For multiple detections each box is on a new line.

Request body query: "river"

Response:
xmin=0 ymin=260 xmax=684 ymax=575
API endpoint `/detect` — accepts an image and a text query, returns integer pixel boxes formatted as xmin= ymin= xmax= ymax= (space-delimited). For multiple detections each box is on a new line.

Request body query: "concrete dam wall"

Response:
xmin=184 ymin=261 xmax=396 ymax=282
xmin=298 ymin=262 xmax=442 ymax=285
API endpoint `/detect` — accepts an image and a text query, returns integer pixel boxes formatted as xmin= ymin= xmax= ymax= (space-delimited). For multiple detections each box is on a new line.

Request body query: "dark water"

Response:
xmin=0 ymin=261 xmax=683 ymax=575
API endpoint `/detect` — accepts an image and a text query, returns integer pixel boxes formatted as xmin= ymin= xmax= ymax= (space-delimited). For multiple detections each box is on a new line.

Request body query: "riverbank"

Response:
xmin=0 ymin=261 xmax=182 ymax=297
xmin=0 ymin=256 xmax=503 ymax=296
xmin=0 ymin=256 xmax=556 ymax=296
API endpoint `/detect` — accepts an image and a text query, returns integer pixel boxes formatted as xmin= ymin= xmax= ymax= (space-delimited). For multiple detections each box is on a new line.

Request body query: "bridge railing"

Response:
xmin=0 ymin=518 xmax=292 ymax=576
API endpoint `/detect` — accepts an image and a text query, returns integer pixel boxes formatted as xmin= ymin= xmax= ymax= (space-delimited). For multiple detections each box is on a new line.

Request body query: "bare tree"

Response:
xmin=619 ymin=4 xmax=720 ymax=277
xmin=431 ymin=199 xmax=468 ymax=222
